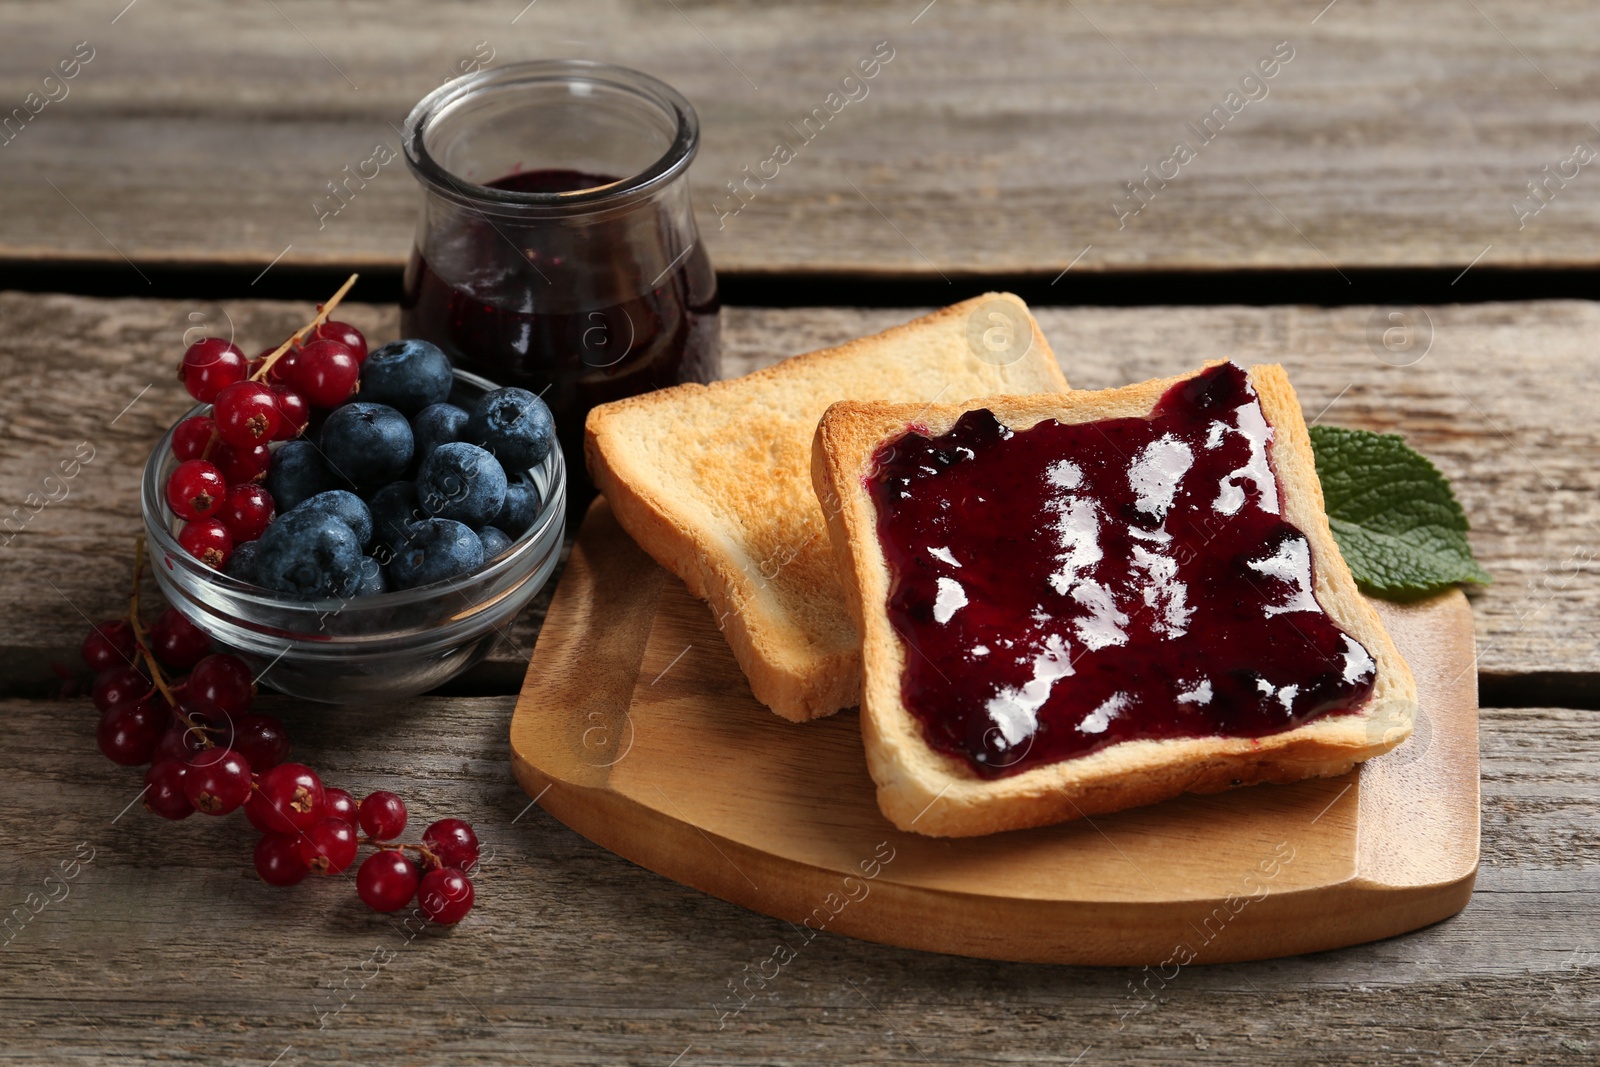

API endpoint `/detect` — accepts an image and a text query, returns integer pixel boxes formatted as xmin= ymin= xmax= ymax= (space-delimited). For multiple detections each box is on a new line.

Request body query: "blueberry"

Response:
xmin=290 ymin=489 xmax=374 ymax=548
xmin=225 ymin=540 xmax=261 ymax=585
xmin=477 ymin=525 xmax=513 ymax=559
xmin=389 ymin=518 xmax=484 ymax=590
xmin=412 ymin=403 xmax=470 ymax=466
xmin=492 ymin=479 xmax=543 ymax=538
xmin=360 ymin=339 xmax=453 ymax=414
xmin=254 ymin=509 xmax=365 ymax=598
xmin=319 ymin=402 xmax=413 ymax=486
xmin=266 ymin=439 xmax=337 ymax=512
xmin=353 ymin=557 xmax=388 ymax=596
xmin=417 ymin=441 xmax=507 ymax=528
xmin=466 ymin=387 xmax=555 ymax=473
xmin=367 ymin=480 xmax=423 ymax=557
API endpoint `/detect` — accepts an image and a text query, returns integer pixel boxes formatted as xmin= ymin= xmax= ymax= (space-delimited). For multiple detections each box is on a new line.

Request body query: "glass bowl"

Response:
xmin=140 ymin=369 xmax=565 ymax=704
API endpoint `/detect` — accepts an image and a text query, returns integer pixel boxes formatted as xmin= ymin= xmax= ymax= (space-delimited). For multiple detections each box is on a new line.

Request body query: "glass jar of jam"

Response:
xmin=399 ymin=61 xmax=721 ymax=489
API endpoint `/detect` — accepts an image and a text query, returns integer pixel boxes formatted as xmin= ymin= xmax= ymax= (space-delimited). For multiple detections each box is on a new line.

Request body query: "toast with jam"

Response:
xmin=585 ymin=294 xmax=1068 ymax=722
xmin=812 ymin=361 xmax=1417 ymax=836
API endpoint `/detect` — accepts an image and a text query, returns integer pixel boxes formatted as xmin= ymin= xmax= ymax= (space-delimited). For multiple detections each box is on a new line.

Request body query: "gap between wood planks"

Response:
xmin=16 ymin=662 xmax=1600 ymax=708
xmin=154 ymin=663 xmax=1600 ymax=711
xmin=7 ymin=259 xmax=1600 ymax=309
xmin=1479 ymin=672 xmax=1600 ymax=713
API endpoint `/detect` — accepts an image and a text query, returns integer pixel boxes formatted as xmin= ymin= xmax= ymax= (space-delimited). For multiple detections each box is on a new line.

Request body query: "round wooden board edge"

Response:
xmin=511 ymin=749 xmax=1478 ymax=966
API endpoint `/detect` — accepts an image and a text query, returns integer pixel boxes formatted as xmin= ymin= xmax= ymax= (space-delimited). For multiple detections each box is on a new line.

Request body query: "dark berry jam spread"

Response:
xmin=867 ymin=361 xmax=1376 ymax=778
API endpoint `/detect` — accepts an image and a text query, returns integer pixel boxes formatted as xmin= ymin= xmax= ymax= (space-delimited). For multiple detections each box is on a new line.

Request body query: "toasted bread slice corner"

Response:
xmin=586 ymin=294 xmax=1068 ymax=721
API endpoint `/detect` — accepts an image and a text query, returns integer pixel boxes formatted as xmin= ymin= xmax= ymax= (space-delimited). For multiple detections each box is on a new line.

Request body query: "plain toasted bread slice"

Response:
xmin=813 ymin=362 xmax=1418 ymax=836
xmin=585 ymin=294 xmax=1068 ymax=722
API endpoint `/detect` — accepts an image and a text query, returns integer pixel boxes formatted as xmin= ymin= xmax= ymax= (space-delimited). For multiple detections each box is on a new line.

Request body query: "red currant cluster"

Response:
xmin=84 ymin=538 xmax=480 ymax=924
xmin=167 ymin=277 xmax=366 ymax=570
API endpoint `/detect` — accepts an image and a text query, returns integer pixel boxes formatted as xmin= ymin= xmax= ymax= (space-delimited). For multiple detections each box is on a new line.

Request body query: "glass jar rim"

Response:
xmin=402 ymin=59 xmax=700 ymax=214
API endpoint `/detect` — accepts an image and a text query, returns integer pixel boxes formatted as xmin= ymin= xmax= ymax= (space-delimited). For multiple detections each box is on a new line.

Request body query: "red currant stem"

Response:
xmin=125 ymin=534 xmax=183 ymax=716
xmin=357 ymin=833 xmax=413 ymax=850
xmin=394 ymin=842 xmax=445 ymax=871
xmin=250 ymin=273 xmax=360 ymax=384
xmin=186 ymin=273 xmax=360 ymax=462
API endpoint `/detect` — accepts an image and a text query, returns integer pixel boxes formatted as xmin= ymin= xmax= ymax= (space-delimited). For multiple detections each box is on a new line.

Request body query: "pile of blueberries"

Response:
xmin=231 ymin=340 xmax=555 ymax=597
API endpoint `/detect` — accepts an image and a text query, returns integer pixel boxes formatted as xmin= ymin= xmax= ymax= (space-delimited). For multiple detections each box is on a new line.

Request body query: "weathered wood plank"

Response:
xmin=3 ymin=1 xmax=1599 ymax=274
xmin=0 ymin=294 xmax=1591 ymax=694
xmin=1 ymin=696 xmax=1595 ymax=1065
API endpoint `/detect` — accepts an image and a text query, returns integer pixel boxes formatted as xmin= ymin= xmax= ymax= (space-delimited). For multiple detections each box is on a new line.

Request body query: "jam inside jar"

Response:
xmin=400 ymin=62 xmax=722 ymax=492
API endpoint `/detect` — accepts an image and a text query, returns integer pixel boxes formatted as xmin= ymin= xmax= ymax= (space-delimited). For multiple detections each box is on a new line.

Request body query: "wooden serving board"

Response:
xmin=510 ymin=499 xmax=1480 ymax=965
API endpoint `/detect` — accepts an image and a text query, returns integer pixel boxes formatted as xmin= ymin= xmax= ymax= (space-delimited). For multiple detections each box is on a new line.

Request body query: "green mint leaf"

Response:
xmin=1308 ymin=425 xmax=1491 ymax=600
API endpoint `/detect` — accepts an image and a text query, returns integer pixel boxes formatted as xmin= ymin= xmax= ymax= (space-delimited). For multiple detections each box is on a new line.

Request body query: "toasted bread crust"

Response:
xmin=586 ymin=294 xmax=1068 ymax=722
xmin=813 ymin=363 xmax=1419 ymax=836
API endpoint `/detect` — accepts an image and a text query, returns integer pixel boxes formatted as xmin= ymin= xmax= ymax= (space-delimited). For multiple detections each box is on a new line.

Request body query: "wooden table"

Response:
xmin=3 ymin=3 xmax=1598 ymax=1064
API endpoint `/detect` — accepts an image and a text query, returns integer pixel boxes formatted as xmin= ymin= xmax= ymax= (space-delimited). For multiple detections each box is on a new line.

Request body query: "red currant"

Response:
xmin=154 ymin=721 xmax=206 ymax=764
xmin=245 ymin=792 xmax=276 ymax=833
xmin=357 ymin=850 xmax=419 ymax=912
xmin=213 ymin=381 xmax=281 ymax=447
xmin=183 ymin=747 xmax=253 ymax=815
xmin=297 ymin=817 xmax=358 ymax=875
xmin=178 ymin=518 xmax=233 ymax=569
xmin=180 ymin=338 xmax=248 ymax=403
xmin=262 ymin=345 xmax=302 ymax=385
xmin=422 ymin=818 xmax=479 ymax=872
xmin=324 ymin=787 xmax=357 ymax=823
xmin=97 ymin=699 xmax=167 ymax=765
xmin=219 ymin=484 xmax=275 ymax=542
xmin=187 ymin=653 xmax=254 ymax=714
xmin=213 ymin=442 xmax=272 ymax=486
xmin=143 ymin=759 xmax=194 ymax=820
xmin=418 ymin=868 xmax=475 ymax=924
xmin=290 ymin=340 xmax=361 ymax=408
xmin=254 ymin=834 xmax=310 ymax=887
xmin=251 ymin=762 xmax=325 ymax=834
xmin=92 ymin=665 xmax=150 ymax=712
xmin=148 ymin=608 xmax=212 ymax=670
xmin=271 ymin=386 xmax=311 ymax=440
xmin=232 ymin=713 xmax=289 ymax=772
xmin=244 ymin=789 xmax=293 ymax=835
xmin=358 ymin=791 xmax=407 ymax=841
xmin=166 ymin=459 xmax=226 ymax=521
xmin=310 ymin=321 xmax=368 ymax=363
xmin=81 ymin=620 xmax=136 ymax=672
xmin=172 ymin=416 xmax=216 ymax=462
